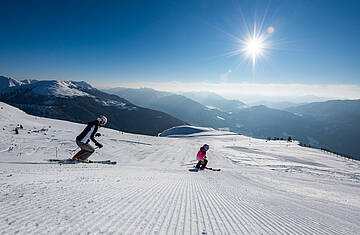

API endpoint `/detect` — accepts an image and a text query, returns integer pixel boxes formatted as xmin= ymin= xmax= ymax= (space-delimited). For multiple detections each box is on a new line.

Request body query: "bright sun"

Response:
xmin=221 ymin=21 xmax=275 ymax=73
xmin=245 ymin=38 xmax=264 ymax=57
xmin=243 ymin=34 xmax=266 ymax=71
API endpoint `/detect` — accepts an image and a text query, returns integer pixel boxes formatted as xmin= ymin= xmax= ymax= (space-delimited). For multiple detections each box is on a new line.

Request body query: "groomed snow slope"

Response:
xmin=0 ymin=102 xmax=359 ymax=234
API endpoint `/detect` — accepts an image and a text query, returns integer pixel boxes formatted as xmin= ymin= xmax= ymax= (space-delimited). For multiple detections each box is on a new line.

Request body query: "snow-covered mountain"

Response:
xmin=0 ymin=101 xmax=359 ymax=234
xmin=0 ymin=76 xmax=186 ymax=136
xmin=0 ymin=75 xmax=25 ymax=91
xmin=0 ymin=75 xmax=37 ymax=92
xmin=3 ymin=79 xmax=94 ymax=97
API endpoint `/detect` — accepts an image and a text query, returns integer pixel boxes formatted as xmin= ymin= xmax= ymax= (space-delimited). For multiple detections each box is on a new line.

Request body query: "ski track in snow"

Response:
xmin=1 ymin=102 xmax=360 ymax=234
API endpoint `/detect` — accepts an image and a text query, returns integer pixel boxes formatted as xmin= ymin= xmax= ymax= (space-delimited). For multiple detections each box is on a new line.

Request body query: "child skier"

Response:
xmin=195 ymin=144 xmax=209 ymax=169
xmin=72 ymin=115 xmax=107 ymax=161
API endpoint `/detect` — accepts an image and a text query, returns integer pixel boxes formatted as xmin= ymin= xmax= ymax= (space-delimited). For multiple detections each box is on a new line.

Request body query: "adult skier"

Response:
xmin=195 ymin=144 xmax=209 ymax=169
xmin=72 ymin=115 xmax=107 ymax=161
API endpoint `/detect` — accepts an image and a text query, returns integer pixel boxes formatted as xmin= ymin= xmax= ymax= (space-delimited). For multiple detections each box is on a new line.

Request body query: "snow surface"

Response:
xmin=1 ymin=102 xmax=360 ymax=234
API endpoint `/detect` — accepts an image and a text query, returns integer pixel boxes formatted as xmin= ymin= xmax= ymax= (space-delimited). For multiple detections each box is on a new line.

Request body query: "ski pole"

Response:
xmin=181 ymin=160 xmax=197 ymax=165
xmin=69 ymin=146 xmax=80 ymax=158
xmin=181 ymin=163 xmax=196 ymax=166
xmin=61 ymin=151 xmax=89 ymax=165
xmin=61 ymin=147 xmax=99 ymax=165
xmin=71 ymin=147 xmax=80 ymax=153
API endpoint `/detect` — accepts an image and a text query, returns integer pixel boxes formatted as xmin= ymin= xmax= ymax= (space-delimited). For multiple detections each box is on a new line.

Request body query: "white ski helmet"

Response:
xmin=98 ymin=115 xmax=107 ymax=126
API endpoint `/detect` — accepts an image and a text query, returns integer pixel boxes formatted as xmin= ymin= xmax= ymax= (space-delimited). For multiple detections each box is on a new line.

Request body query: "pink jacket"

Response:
xmin=197 ymin=149 xmax=206 ymax=161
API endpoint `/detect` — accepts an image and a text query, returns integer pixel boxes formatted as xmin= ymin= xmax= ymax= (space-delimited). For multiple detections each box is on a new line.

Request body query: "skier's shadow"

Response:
xmin=188 ymin=168 xmax=199 ymax=172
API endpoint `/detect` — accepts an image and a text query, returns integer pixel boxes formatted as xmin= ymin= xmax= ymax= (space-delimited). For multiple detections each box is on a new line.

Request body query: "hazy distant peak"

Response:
xmin=182 ymin=91 xmax=227 ymax=102
xmin=181 ymin=91 xmax=246 ymax=112
xmin=249 ymin=105 xmax=269 ymax=110
xmin=106 ymin=87 xmax=171 ymax=96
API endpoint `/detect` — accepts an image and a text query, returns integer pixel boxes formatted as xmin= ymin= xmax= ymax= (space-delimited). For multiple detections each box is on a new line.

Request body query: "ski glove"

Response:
xmin=95 ymin=142 xmax=103 ymax=148
xmin=95 ymin=133 xmax=102 ymax=137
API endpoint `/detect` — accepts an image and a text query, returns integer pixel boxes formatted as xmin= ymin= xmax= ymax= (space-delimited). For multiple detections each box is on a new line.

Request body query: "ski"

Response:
xmin=47 ymin=159 xmax=79 ymax=164
xmin=83 ymin=160 xmax=117 ymax=165
xmin=48 ymin=159 xmax=65 ymax=162
xmin=47 ymin=159 xmax=117 ymax=165
xmin=189 ymin=167 xmax=221 ymax=172
xmin=48 ymin=159 xmax=79 ymax=163
xmin=204 ymin=167 xmax=221 ymax=171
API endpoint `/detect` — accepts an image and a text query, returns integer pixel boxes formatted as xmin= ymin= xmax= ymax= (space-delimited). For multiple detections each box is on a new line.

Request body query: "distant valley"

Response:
xmin=104 ymin=87 xmax=360 ymax=159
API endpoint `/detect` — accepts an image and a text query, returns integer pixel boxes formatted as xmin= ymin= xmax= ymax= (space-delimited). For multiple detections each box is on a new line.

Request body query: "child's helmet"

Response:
xmin=98 ymin=115 xmax=108 ymax=126
xmin=203 ymin=144 xmax=209 ymax=151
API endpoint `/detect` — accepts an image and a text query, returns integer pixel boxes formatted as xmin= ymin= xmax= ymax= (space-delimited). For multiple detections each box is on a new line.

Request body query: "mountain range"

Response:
xmin=104 ymin=87 xmax=360 ymax=159
xmin=181 ymin=91 xmax=247 ymax=112
xmin=0 ymin=76 xmax=185 ymax=136
xmin=1 ymin=75 xmax=359 ymax=159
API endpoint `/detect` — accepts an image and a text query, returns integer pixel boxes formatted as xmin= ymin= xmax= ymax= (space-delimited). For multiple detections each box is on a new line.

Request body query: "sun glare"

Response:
xmin=237 ymin=21 xmax=270 ymax=73
xmin=244 ymin=36 xmax=265 ymax=68
xmin=221 ymin=22 xmax=272 ymax=73
xmin=245 ymin=38 xmax=264 ymax=56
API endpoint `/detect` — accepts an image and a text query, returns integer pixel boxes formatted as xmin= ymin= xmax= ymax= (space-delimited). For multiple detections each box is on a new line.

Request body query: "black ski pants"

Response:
xmin=196 ymin=158 xmax=208 ymax=169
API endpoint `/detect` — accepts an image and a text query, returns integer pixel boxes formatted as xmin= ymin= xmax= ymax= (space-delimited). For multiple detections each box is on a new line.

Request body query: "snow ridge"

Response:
xmin=30 ymin=80 xmax=93 ymax=97
xmin=0 ymin=76 xmax=94 ymax=97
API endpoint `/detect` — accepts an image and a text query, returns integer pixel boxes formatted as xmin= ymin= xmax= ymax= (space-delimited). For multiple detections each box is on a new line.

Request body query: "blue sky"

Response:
xmin=1 ymin=0 xmax=359 ymax=100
